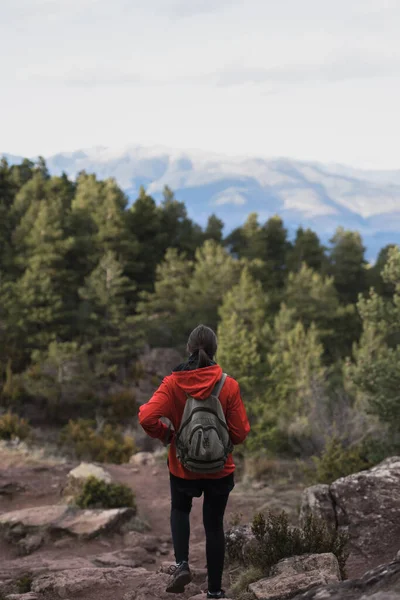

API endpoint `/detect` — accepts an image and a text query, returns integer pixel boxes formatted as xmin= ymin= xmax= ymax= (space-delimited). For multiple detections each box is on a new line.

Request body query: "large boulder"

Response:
xmin=0 ymin=504 xmax=136 ymax=549
xmin=249 ymin=553 xmax=341 ymax=600
xmin=300 ymin=457 xmax=400 ymax=577
xmin=31 ymin=566 xmax=148 ymax=597
xmin=293 ymin=557 xmax=400 ymax=599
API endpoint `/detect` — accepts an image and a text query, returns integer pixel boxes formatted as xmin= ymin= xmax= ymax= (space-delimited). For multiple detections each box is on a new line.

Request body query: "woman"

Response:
xmin=139 ymin=325 xmax=250 ymax=598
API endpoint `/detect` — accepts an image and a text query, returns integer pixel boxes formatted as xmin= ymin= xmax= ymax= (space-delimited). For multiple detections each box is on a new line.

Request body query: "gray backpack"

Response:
xmin=175 ymin=373 xmax=233 ymax=474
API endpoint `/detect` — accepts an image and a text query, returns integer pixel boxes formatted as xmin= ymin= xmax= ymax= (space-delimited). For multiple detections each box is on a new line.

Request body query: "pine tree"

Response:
xmin=0 ymin=159 xmax=16 ymax=274
xmin=250 ymin=305 xmax=327 ymax=453
xmin=348 ymin=246 xmax=400 ymax=436
xmin=287 ymin=227 xmax=326 ymax=273
xmin=329 ymin=227 xmax=368 ymax=304
xmin=188 ymin=240 xmax=242 ymax=330
xmin=217 ymin=268 xmax=270 ymax=396
xmin=79 ymin=251 xmax=137 ymax=371
xmin=13 ymin=196 xmax=74 ymax=352
xmin=135 ymin=248 xmax=194 ymax=347
xmin=126 ymin=187 xmax=163 ymax=294
xmin=284 ymin=264 xmax=339 ymax=339
xmin=204 ymin=214 xmax=224 ymax=244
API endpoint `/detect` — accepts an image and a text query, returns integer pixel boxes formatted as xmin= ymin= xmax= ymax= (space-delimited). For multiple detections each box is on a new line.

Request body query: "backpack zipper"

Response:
xmin=179 ymin=407 xmax=229 ymax=434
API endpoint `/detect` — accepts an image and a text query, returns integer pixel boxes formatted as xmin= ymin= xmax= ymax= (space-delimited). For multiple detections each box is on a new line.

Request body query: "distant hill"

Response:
xmin=4 ymin=145 xmax=400 ymax=259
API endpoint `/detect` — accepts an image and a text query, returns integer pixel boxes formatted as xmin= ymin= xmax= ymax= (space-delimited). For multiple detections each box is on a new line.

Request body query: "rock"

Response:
xmin=93 ymin=548 xmax=155 ymax=568
xmin=56 ymin=507 xmax=136 ymax=538
xmin=122 ymin=515 xmax=152 ymax=534
xmin=300 ymin=457 xmax=400 ymax=577
xmin=17 ymin=533 xmax=44 ymax=555
xmin=300 ymin=484 xmax=337 ymax=532
xmin=249 ymin=553 xmax=341 ymax=600
xmin=0 ymin=505 xmax=137 ymax=547
xmin=6 ymin=595 xmax=39 ymax=600
xmin=32 ymin=566 xmax=148 ymax=597
xmin=63 ymin=462 xmax=112 ymax=502
xmin=0 ymin=505 xmax=69 ymax=545
xmin=122 ymin=572 xmax=200 ymax=600
xmin=293 ymin=557 xmax=400 ymax=599
xmin=130 ymin=452 xmax=156 ymax=467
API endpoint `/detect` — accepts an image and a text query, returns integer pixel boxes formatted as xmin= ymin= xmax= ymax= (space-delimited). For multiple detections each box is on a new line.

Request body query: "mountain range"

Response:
xmin=4 ymin=145 xmax=400 ymax=260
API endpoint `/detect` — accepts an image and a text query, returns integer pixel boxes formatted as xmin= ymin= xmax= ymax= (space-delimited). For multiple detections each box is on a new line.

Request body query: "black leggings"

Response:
xmin=170 ymin=472 xmax=234 ymax=593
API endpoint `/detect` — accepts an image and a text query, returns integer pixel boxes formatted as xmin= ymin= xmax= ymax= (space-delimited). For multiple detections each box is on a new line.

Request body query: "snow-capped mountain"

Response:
xmin=4 ymin=145 xmax=400 ymax=259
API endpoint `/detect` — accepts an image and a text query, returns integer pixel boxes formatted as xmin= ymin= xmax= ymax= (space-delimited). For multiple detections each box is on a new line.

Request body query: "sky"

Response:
xmin=1 ymin=0 xmax=400 ymax=169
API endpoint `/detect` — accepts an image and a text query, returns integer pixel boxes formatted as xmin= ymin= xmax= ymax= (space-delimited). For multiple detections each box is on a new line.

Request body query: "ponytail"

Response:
xmin=198 ymin=347 xmax=212 ymax=368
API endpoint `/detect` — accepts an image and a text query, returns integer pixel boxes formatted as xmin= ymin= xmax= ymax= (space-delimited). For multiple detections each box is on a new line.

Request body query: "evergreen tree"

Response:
xmin=158 ymin=186 xmax=203 ymax=258
xmin=135 ymin=248 xmax=193 ymax=347
xmin=13 ymin=196 xmax=74 ymax=352
xmin=329 ymin=227 xmax=368 ymax=304
xmin=204 ymin=214 xmax=224 ymax=244
xmin=287 ymin=227 xmax=326 ymax=273
xmin=0 ymin=159 xmax=16 ymax=273
xmin=217 ymin=268 xmax=270 ymax=396
xmin=368 ymin=244 xmax=397 ymax=298
xmin=79 ymin=251 xmax=137 ymax=371
xmin=250 ymin=305 xmax=327 ymax=454
xmin=348 ymin=246 xmax=400 ymax=437
xmin=188 ymin=240 xmax=242 ymax=330
xmin=126 ymin=187 xmax=163 ymax=293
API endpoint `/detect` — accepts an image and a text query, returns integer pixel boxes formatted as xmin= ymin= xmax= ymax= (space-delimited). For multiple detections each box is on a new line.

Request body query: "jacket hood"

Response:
xmin=171 ymin=364 xmax=223 ymax=399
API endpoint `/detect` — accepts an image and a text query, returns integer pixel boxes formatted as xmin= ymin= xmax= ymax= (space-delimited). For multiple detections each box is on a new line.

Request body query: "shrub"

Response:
xmin=102 ymin=389 xmax=137 ymax=424
xmin=61 ymin=419 xmax=135 ymax=464
xmin=75 ymin=476 xmax=136 ymax=510
xmin=0 ymin=412 xmax=31 ymax=441
xmin=249 ymin=510 xmax=349 ymax=578
xmin=16 ymin=574 xmax=32 ymax=593
xmin=230 ymin=566 xmax=264 ymax=599
xmin=308 ymin=434 xmax=372 ymax=485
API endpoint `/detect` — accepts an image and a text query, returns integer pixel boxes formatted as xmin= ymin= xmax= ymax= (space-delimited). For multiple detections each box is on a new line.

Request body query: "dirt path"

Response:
xmin=0 ymin=456 xmax=304 ymax=568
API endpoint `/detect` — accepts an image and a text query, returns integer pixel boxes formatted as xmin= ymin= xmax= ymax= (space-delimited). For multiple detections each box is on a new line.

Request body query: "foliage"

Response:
xmin=348 ymin=246 xmax=400 ymax=436
xmin=0 ymin=412 xmax=31 ymax=441
xmin=61 ymin=419 xmax=135 ymax=463
xmin=230 ymin=566 xmax=264 ymax=599
xmin=16 ymin=574 xmax=32 ymax=593
xmin=307 ymin=433 xmax=373 ymax=485
xmin=250 ymin=511 xmax=349 ymax=578
xmin=75 ymin=475 xmax=136 ymax=510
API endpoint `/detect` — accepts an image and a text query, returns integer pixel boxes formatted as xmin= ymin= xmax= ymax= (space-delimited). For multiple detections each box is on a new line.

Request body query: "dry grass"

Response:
xmin=0 ymin=440 xmax=66 ymax=468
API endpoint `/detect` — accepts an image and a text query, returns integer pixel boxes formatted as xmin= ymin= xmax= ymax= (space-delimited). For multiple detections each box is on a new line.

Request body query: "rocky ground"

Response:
xmin=0 ymin=444 xmax=399 ymax=600
xmin=0 ymin=445 xmax=304 ymax=600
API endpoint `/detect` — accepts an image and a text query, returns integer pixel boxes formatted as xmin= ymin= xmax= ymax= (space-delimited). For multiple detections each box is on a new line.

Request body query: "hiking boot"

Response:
xmin=165 ymin=561 xmax=192 ymax=593
xmin=207 ymin=591 xmax=226 ymax=599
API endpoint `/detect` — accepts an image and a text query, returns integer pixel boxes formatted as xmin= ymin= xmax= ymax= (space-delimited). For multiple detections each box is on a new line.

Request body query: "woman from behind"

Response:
xmin=139 ymin=324 xmax=250 ymax=598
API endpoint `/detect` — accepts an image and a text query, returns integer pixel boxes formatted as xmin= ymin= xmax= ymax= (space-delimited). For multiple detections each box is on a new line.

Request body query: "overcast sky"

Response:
xmin=1 ymin=0 xmax=400 ymax=169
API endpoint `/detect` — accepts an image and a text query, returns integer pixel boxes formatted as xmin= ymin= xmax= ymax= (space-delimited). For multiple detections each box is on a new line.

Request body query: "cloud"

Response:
xmin=212 ymin=187 xmax=247 ymax=206
xmin=214 ymin=56 xmax=400 ymax=87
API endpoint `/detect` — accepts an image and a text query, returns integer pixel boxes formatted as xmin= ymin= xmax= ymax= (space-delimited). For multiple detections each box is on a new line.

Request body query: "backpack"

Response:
xmin=175 ymin=373 xmax=233 ymax=474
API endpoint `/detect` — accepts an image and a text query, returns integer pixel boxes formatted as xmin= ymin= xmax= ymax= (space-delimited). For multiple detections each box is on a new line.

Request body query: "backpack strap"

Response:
xmin=212 ymin=373 xmax=227 ymax=399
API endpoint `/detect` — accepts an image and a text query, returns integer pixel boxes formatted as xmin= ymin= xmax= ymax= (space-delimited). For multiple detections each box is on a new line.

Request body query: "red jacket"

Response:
xmin=138 ymin=364 xmax=250 ymax=479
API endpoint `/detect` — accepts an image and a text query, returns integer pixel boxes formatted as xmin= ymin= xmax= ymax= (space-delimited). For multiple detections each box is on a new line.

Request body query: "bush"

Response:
xmin=230 ymin=566 xmax=264 ymax=599
xmin=75 ymin=476 xmax=136 ymax=510
xmin=308 ymin=434 xmax=372 ymax=485
xmin=102 ymin=389 xmax=137 ymax=424
xmin=0 ymin=412 xmax=31 ymax=441
xmin=249 ymin=510 xmax=349 ymax=578
xmin=61 ymin=419 xmax=135 ymax=464
xmin=16 ymin=574 xmax=32 ymax=593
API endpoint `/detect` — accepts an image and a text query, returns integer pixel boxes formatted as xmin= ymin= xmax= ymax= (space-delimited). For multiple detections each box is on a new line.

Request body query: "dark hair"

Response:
xmin=187 ymin=324 xmax=218 ymax=368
